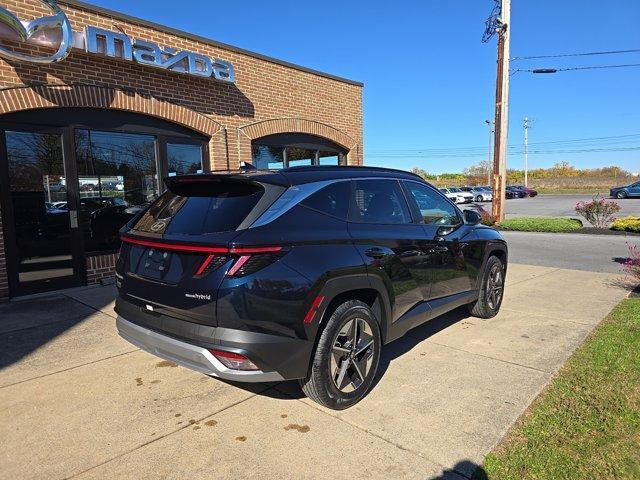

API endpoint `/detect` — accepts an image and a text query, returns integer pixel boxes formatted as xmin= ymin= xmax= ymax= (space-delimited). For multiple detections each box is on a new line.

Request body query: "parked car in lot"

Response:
xmin=115 ymin=166 xmax=508 ymax=410
xmin=440 ymin=187 xmax=473 ymax=203
xmin=610 ymin=180 xmax=640 ymax=199
xmin=513 ymin=185 xmax=538 ymax=197
xmin=506 ymin=186 xmax=526 ymax=198
xmin=461 ymin=186 xmax=493 ymax=202
xmin=439 ymin=188 xmax=464 ymax=203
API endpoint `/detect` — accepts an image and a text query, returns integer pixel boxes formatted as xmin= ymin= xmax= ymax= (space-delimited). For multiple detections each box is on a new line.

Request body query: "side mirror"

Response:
xmin=464 ymin=209 xmax=482 ymax=225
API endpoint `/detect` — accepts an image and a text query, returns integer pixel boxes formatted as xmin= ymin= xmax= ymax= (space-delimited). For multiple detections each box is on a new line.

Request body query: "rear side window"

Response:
xmin=300 ymin=181 xmax=350 ymax=219
xmin=132 ymin=181 xmax=264 ymax=235
xmin=350 ymin=179 xmax=411 ymax=224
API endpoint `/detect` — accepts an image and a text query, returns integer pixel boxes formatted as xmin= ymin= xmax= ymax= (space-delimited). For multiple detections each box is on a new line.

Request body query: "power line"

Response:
xmin=514 ymin=63 xmax=640 ymax=74
xmin=511 ymin=48 xmax=640 ymax=61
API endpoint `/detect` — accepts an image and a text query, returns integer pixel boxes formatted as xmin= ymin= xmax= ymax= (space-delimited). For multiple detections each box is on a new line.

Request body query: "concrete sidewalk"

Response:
xmin=0 ymin=264 xmax=631 ymax=480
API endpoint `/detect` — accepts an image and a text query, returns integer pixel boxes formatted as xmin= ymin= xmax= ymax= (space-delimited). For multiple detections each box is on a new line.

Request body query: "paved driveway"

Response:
xmin=0 ymin=263 xmax=631 ymax=480
xmin=503 ymin=194 xmax=640 ymax=221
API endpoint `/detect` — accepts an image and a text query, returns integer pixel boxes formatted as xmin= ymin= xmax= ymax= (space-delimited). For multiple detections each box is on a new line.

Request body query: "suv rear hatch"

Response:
xmin=117 ymin=173 xmax=286 ymax=327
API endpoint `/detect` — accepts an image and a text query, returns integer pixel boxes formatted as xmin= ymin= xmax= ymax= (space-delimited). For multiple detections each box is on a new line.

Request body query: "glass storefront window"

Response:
xmin=252 ymin=145 xmax=284 ymax=169
xmin=251 ymin=133 xmax=347 ymax=169
xmin=318 ymin=151 xmax=340 ymax=165
xmin=167 ymin=143 xmax=203 ymax=176
xmin=74 ymin=129 xmax=159 ymax=252
xmin=5 ymin=131 xmax=74 ymax=286
xmin=286 ymin=147 xmax=314 ymax=167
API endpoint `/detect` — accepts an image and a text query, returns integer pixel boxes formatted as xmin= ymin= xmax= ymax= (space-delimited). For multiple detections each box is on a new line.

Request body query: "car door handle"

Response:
xmin=429 ymin=245 xmax=449 ymax=253
xmin=365 ymin=248 xmax=388 ymax=259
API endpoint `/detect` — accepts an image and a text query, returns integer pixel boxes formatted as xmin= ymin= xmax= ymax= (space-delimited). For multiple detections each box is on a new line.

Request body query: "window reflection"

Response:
xmin=75 ymin=129 xmax=159 ymax=252
xmin=167 ymin=143 xmax=203 ymax=176
xmin=286 ymin=147 xmax=314 ymax=167
xmin=5 ymin=131 xmax=74 ymax=285
xmin=251 ymin=145 xmax=284 ymax=169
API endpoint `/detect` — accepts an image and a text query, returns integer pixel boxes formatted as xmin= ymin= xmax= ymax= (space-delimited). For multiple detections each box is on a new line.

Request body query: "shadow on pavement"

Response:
xmin=429 ymin=460 xmax=488 ymax=479
xmin=229 ymin=305 xmax=472 ymax=401
xmin=0 ymin=288 xmax=113 ymax=370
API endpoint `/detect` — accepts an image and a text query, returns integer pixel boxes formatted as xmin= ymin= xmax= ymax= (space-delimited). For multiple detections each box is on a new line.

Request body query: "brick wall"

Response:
xmin=0 ymin=0 xmax=363 ymax=299
xmin=86 ymin=254 xmax=118 ymax=285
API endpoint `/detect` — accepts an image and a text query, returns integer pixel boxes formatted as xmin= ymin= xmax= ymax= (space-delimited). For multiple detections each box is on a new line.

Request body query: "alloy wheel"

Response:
xmin=486 ymin=263 xmax=504 ymax=310
xmin=330 ymin=317 xmax=375 ymax=393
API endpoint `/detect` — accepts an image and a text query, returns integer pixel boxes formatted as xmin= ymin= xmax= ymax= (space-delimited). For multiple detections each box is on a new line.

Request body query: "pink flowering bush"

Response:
xmin=622 ymin=243 xmax=640 ymax=284
xmin=574 ymin=195 xmax=620 ymax=229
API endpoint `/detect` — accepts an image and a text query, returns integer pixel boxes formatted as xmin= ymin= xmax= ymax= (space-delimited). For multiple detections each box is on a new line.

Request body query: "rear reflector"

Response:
xmin=303 ymin=295 xmax=325 ymax=324
xmin=210 ymin=349 xmax=259 ymax=371
xmin=227 ymin=255 xmax=251 ymax=276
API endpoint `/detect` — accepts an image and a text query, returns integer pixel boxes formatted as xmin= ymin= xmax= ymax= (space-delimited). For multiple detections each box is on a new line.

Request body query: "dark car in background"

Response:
xmin=513 ymin=185 xmax=538 ymax=197
xmin=610 ymin=181 xmax=640 ymax=199
xmin=506 ymin=186 xmax=526 ymax=198
xmin=115 ymin=166 xmax=508 ymax=410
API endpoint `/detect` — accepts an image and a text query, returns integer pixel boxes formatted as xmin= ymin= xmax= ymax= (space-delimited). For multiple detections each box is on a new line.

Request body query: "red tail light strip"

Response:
xmin=121 ymin=235 xmax=227 ymax=254
xmin=195 ymin=254 xmax=216 ymax=276
xmin=303 ymin=295 xmax=325 ymax=324
xmin=121 ymin=234 xmax=282 ymax=256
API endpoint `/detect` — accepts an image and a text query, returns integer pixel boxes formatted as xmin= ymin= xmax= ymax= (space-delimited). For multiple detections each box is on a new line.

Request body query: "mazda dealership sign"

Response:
xmin=0 ymin=0 xmax=235 ymax=83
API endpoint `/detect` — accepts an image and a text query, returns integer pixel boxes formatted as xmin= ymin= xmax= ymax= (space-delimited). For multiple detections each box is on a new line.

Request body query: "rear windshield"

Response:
xmin=131 ymin=181 xmax=264 ymax=235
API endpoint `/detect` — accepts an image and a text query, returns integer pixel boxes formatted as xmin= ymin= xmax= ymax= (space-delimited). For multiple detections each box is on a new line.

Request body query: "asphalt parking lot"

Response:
xmin=0 ymin=233 xmax=634 ymax=479
xmin=502 ymin=193 xmax=640 ymax=220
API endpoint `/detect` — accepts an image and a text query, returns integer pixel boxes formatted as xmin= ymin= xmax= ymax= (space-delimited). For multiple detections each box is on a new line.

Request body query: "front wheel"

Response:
xmin=468 ymin=256 xmax=505 ymax=319
xmin=300 ymin=300 xmax=381 ymax=410
xmin=475 ymin=195 xmax=483 ymax=202
xmin=616 ymin=191 xmax=627 ymax=199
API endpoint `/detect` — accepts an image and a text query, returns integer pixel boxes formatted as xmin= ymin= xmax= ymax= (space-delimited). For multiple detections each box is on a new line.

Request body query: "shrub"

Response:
xmin=622 ymin=243 xmax=640 ymax=284
xmin=499 ymin=217 xmax=583 ymax=233
xmin=480 ymin=211 xmax=497 ymax=226
xmin=611 ymin=216 xmax=640 ymax=233
xmin=574 ymin=195 xmax=621 ymax=228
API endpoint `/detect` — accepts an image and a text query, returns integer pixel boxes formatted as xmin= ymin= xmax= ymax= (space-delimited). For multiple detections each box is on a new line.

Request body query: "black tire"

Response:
xmin=475 ymin=195 xmax=483 ymax=202
xmin=468 ymin=256 xmax=505 ymax=319
xmin=616 ymin=191 xmax=627 ymax=199
xmin=300 ymin=300 xmax=381 ymax=410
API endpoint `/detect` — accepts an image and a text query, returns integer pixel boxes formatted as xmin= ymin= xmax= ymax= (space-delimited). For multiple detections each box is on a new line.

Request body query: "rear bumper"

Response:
xmin=117 ymin=316 xmax=285 ymax=382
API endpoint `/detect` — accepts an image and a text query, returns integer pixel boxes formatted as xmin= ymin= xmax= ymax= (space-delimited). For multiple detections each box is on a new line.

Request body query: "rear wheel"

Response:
xmin=468 ymin=256 xmax=505 ymax=319
xmin=475 ymin=195 xmax=483 ymax=202
xmin=300 ymin=300 xmax=381 ymax=410
xmin=616 ymin=191 xmax=627 ymax=199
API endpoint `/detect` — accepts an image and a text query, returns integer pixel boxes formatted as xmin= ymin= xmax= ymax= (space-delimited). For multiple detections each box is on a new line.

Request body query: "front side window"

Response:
xmin=404 ymin=182 xmax=461 ymax=226
xmin=351 ymin=180 xmax=411 ymax=224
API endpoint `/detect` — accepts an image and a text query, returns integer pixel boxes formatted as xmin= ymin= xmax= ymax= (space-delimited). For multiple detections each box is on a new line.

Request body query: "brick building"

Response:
xmin=0 ymin=0 xmax=363 ymax=300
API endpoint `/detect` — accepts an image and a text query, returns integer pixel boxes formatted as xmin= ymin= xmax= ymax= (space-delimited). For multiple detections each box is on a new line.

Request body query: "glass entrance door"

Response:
xmin=2 ymin=130 xmax=81 ymax=294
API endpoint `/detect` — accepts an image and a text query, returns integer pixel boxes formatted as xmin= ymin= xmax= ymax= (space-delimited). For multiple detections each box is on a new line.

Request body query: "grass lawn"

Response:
xmin=476 ymin=297 xmax=640 ymax=480
xmin=499 ymin=217 xmax=583 ymax=233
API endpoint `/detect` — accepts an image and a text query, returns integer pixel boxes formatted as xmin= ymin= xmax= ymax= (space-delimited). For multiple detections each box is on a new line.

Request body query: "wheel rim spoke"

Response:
xmin=330 ymin=316 xmax=376 ymax=393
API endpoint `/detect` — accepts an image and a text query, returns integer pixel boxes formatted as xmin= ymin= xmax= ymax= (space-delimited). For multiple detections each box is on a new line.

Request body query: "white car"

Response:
xmin=441 ymin=187 xmax=473 ymax=203
xmin=439 ymin=188 xmax=464 ymax=203
xmin=462 ymin=186 xmax=493 ymax=202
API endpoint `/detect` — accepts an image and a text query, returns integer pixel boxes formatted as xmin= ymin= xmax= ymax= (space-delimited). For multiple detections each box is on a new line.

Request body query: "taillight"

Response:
xmin=209 ymin=349 xmax=258 ymax=370
xmin=225 ymin=246 xmax=283 ymax=278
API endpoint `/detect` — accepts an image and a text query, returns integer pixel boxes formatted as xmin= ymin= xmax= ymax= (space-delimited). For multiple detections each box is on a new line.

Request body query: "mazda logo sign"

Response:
xmin=0 ymin=0 xmax=72 ymax=64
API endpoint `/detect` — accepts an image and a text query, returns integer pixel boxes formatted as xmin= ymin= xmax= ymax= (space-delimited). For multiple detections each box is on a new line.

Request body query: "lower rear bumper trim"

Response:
xmin=116 ymin=315 xmax=284 ymax=383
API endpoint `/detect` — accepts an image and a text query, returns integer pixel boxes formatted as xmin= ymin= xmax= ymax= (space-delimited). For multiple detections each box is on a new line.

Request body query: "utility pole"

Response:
xmin=523 ymin=117 xmax=531 ymax=187
xmin=485 ymin=120 xmax=494 ymax=185
xmin=491 ymin=0 xmax=510 ymax=221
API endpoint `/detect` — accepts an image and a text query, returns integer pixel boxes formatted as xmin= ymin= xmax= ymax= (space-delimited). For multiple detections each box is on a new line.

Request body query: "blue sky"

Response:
xmin=97 ymin=0 xmax=640 ymax=174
